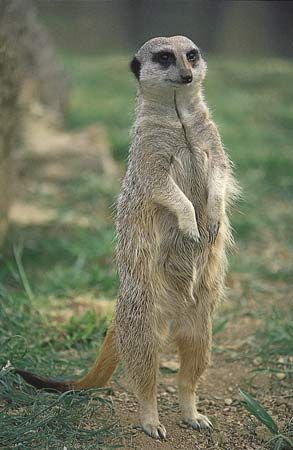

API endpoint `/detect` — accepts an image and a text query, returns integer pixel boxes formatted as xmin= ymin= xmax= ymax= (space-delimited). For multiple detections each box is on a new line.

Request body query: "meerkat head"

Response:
xmin=130 ymin=36 xmax=206 ymax=91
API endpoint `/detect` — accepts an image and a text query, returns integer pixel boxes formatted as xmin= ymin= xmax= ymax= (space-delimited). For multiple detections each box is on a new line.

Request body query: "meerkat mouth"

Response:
xmin=166 ymin=79 xmax=189 ymax=86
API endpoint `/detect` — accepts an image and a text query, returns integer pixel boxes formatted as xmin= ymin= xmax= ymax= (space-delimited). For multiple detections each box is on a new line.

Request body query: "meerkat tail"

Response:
xmin=73 ymin=322 xmax=118 ymax=389
xmin=16 ymin=322 xmax=119 ymax=392
xmin=15 ymin=368 xmax=72 ymax=392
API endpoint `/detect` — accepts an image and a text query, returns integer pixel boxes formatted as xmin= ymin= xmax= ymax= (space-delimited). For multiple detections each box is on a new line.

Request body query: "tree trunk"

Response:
xmin=0 ymin=35 xmax=20 ymax=246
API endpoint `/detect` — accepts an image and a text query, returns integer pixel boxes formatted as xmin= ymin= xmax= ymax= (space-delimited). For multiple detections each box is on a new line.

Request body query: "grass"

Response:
xmin=0 ymin=52 xmax=292 ymax=448
xmin=240 ymin=390 xmax=293 ymax=450
xmin=63 ymin=53 xmax=136 ymax=161
xmin=0 ymin=266 xmax=119 ymax=449
xmin=1 ymin=190 xmax=118 ymax=302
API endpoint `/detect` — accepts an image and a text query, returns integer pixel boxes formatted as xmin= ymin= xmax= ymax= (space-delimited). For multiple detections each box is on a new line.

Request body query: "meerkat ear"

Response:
xmin=130 ymin=56 xmax=141 ymax=80
xmin=198 ymin=47 xmax=205 ymax=59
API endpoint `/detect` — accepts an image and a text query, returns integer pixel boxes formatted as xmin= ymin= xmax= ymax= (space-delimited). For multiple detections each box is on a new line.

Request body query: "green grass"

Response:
xmin=0 ymin=176 xmax=119 ymax=447
xmin=0 ymin=263 xmax=119 ymax=449
xmin=0 ymin=52 xmax=293 ymax=448
xmin=1 ymin=175 xmax=118 ymax=301
xmin=63 ymin=53 xmax=136 ymax=161
xmin=240 ymin=390 xmax=293 ymax=450
xmin=255 ymin=306 xmax=293 ymax=379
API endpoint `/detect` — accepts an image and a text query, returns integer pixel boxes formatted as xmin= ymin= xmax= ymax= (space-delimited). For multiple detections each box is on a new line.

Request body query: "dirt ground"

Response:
xmin=10 ymin=117 xmax=292 ymax=450
xmin=109 ymin=354 xmax=290 ymax=449
xmin=104 ymin=293 xmax=291 ymax=450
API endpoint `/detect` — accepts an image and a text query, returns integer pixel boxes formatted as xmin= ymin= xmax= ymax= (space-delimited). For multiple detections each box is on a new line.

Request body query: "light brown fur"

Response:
xmin=16 ymin=36 xmax=238 ymax=440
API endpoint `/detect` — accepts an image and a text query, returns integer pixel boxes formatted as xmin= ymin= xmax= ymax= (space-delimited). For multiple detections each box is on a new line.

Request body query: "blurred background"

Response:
xmin=37 ymin=0 xmax=293 ymax=57
xmin=0 ymin=1 xmax=292 ymax=449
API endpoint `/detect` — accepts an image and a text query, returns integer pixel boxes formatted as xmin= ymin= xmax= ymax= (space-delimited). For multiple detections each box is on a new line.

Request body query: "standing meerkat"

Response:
xmin=17 ymin=36 xmax=239 ymax=440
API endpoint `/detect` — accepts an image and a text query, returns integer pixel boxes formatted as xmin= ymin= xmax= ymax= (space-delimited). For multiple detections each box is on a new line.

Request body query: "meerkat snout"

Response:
xmin=181 ymin=74 xmax=193 ymax=84
xmin=130 ymin=36 xmax=206 ymax=89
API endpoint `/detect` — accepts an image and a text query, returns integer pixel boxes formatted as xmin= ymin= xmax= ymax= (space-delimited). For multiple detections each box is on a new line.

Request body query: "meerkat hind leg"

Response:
xmin=176 ymin=320 xmax=213 ymax=431
xmin=136 ymin=343 xmax=166 ymax=439
xmin=120 ymin=321 xmax=166 ymax=439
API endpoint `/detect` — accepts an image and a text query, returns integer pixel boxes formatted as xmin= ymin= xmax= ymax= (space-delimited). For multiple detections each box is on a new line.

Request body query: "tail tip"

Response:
xmin=15 ymin=368 xmax=71 ymax=392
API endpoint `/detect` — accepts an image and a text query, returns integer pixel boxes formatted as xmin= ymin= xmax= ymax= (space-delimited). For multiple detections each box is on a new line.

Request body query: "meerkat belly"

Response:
xmin=149 ymin=133 xmax=211 ymax=296
xmin=170 ymin=140 xmax=209 ymax=231
xmin=118 ymin=130 xmax=211 ymax=301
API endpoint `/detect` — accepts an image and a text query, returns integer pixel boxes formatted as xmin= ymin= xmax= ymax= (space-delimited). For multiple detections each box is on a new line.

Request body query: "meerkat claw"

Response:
xmin=208 ymin=222 xmax=220 ymax=244
xmin=158 ymin=424 xmax=167 ymax=439
xmin=142 ymin=423 xmax=167 ymax=440
xmin=183 ymin=414 xmax=213 ymax=431
xmin=190 ymin=232 xmax=200 ymax=243
xmin=184 ymin=229 xmax=200 ymax=243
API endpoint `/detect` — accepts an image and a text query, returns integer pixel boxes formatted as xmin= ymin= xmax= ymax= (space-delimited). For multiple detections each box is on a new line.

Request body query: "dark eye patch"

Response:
xmin=186 ymin=49 xmax=200 ymax=63
xmin=152 ymin=50 xmax=176 ymax=68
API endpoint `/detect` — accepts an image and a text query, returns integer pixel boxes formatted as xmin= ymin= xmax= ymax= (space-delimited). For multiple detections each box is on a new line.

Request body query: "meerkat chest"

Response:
xmin=169 ymin=133 xmax=209 ymax=200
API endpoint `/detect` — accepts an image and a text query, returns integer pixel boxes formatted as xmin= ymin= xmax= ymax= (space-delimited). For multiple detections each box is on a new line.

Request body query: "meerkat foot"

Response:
xmin=142 ymin=422 xmax=167 ymax=439
xmin=183 ymin=413 xmax=213 ymax=430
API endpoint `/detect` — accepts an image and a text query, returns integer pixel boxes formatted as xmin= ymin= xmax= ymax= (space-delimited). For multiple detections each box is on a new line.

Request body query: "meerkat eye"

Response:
xmin=186 ymin=49 xmax=200 ymax=62
xmin=152 ymin=51 xmax=175 ymax=67
xmin=159 ymin=52 xmax=171 ymax=62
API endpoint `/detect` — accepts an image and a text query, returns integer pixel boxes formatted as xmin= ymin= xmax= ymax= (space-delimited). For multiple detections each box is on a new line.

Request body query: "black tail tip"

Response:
xmin=15 ymin=368 xmax=71 ymax=393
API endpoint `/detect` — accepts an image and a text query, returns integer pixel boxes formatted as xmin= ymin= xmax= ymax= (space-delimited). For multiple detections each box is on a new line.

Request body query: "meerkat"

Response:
xmin=16 ymin=35 xmax=239 ymax=440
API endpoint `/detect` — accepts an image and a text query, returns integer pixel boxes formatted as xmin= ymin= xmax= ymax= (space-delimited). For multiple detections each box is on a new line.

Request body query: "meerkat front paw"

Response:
xmin=180 ymin=219 xmax=200 ymax=242
xmin=207 ymin=220 xmax=220 ymax=244
xmin=178 ymin=206 xmax=200 ymax=241
xmin=185 ymin=227 xmax=200 ymax=242
xmin=142 ymin=421 xmax=167 ymax=440
xmin=183 ymin=413 xmax=213 ymax=430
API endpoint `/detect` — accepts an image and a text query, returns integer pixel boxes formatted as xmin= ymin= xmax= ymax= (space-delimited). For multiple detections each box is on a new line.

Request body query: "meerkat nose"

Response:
xmin=181 ymin=74 xmax=193 ymax=84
